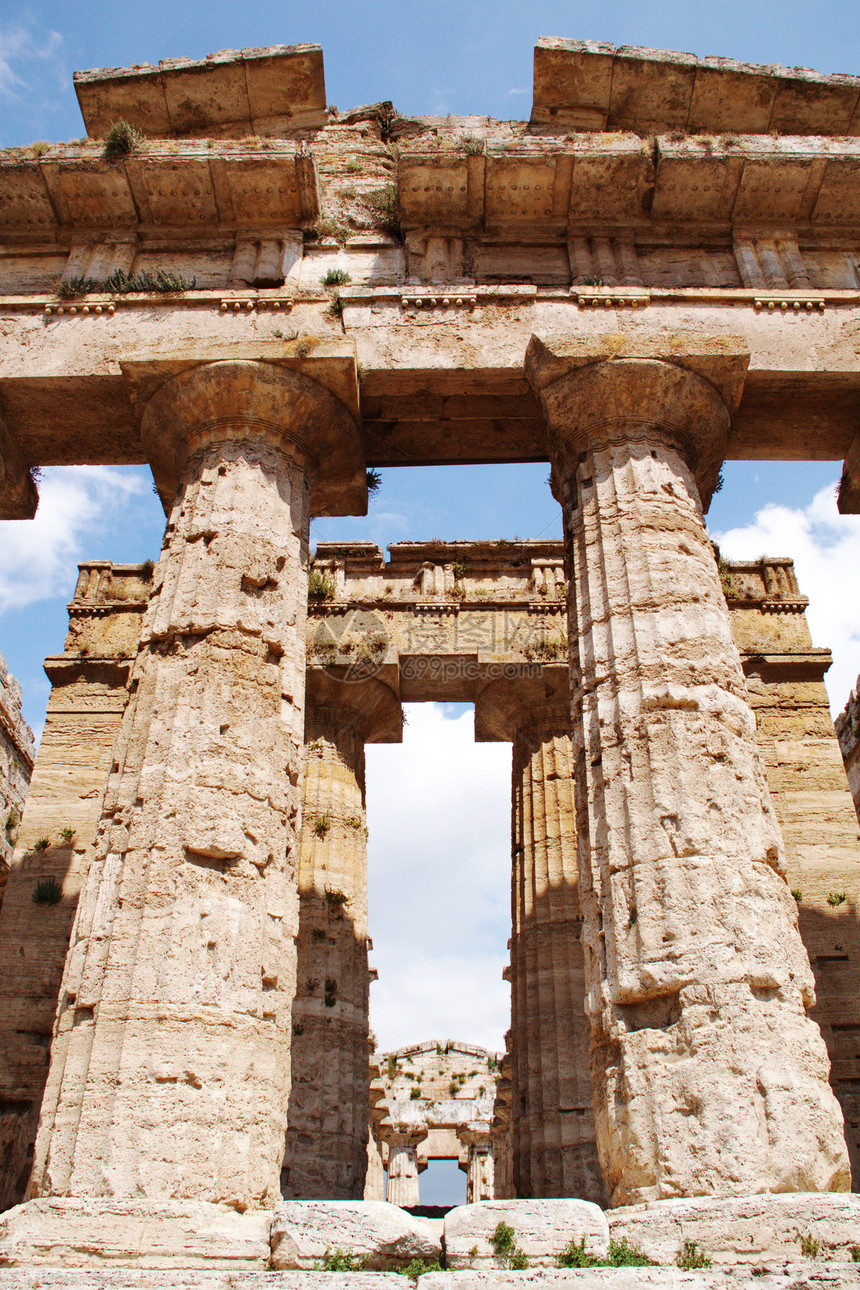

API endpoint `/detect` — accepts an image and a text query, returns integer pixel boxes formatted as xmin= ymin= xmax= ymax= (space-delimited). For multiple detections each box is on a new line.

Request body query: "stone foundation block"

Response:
xmin=270 ymin=1200 xmax=442 ymax=1270
xmin=421 ymin=1273 xmax=860 ymax=1289
xmin=443 ymin=1199 xmax=609 ymax=1269
xmin=608 ymin=1192 xmax=860 ymax=1265
xmin=0 ymin=1199 xmax=270 ymax=1269
xmin=0 ymin=1275 xmax=404 ymax=1289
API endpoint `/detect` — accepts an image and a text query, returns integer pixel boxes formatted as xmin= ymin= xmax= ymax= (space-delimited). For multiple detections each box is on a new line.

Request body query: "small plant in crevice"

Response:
xmin=311 ymin=813 xmax=331 ymax=839
xmin=103 ymin=268 xmax=196 ymax=294
xmin=5 ymin=808 xmax=19 ymax=833
xmin=29 ymin=140 xmax=51 ymax=157
xmin=676 ymin=1240 xmax=711 ymax=1270
xmin=328 ymin=290 xmax=345 ymax=319
xmin=366 ymin=468 xmax=382 ymax=495
xmin=792 ymin=889 xmax=803 ymax=902
xmin=828 ymin=891 xmax=847 ymax=907
xmin=33 ymin=837 xmax=50 ymax=852
xmin=796 ymin=1230 xmax=820 ymax=1258
xmin=103 ymin=119 xmax=144 ymax=161
xmin=607 ymin=1238 xmax=654 ymax=1268
xmin=363 ymin=184 xmax=400 ymax=237
xmin=409 ymin=1086 xmax=422 ymax=1100
xmin=461 ymin=135 xmax=484 ymax=155
xmin=60 ymin=826 xmax=76 ymax=843
xmin=308 ymin=567 xmax=336 ymax=600
xmin=324 ymin=887 xmax=347 ymax=908
xmin=399 ymin=1256 xmax=443 ymax=1280
xmin=56 ymin=276 xmax=101 ymax=300
xmin=320 ymin=1248 xmax=366 ymax=1272
xmin=491 ymin=1221 xmax=527 ymax=1269
xmin=583 ymin=275 xmax=605 ymax=286
xmin=322 ymin=268 xmax=351 ymax=287
xmin=851 ymin=1244 xmax=860 ymax=1262
xmin=557 ymin=1237 xmax=600 ymax=1269
xmin=345 ymin=158 xmax=364 ymax=173
xmin=141 ymin=558 xmax=155 ymax=580
xmin=311 ymin=927 xmax=327 ymax=942
xmin=324 ymin=978 xmax=337 ymax=1008
xmin=32 ymin=877 xmax=62 ymax=905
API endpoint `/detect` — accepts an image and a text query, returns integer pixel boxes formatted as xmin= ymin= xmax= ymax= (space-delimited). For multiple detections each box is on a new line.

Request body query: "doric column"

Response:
xmin=458 ymin=1123 xmax=494 ymax=1202
xmin=283 ymin=671 xmax=401 ymax=1199
xmin=382 ymin=1125 xmax=427 ymax=1208
xmin=477 ymin=672 xmax=602 ymax=1204
xmin=29 ymin=360 xmax=364 ymax=1211
xmin=526 ymin=335 xmax=850 ymax=1206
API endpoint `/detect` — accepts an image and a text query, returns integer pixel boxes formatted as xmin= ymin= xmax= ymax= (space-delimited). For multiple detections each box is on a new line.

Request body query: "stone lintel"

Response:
xmin=531 ymin=37 xmax=860 ymax=138
xmin=837 ymin=432 xmax=860 ymax=513
xmin=74 ymin=45 xmax=327 ymax=140
xmin=0 ymin=410 xmax=37 ymax=521
xmin=121 ymin=346 xmax=363 ymax=516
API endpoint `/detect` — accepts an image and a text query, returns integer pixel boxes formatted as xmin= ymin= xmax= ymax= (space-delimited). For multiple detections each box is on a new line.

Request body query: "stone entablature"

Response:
xmin=0 ymin=652 xmax=35 ymax=897
xmin=370 ymin=1041 xmax=502 ymax=1205
xmin=836 ymin=678 xmax=860 ymax=823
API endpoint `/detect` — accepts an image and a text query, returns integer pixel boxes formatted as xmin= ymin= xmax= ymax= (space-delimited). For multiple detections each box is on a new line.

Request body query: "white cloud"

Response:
xmin=506 ymin=87 xmax=528 ymax=96
xmin=366 ymin=704 xmax=511 ymax=1052
xmin=714 ymin=481 xmax=860 ymax=715
xmin=0 ymin=23 xmax=64 ymax=100
xmin=0 ymin=466 xmax=147 ymax=613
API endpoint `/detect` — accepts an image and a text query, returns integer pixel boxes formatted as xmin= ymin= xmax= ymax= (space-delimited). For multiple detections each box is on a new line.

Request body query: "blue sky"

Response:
xmin=1 ymin=4 xmax=859 ymax=1166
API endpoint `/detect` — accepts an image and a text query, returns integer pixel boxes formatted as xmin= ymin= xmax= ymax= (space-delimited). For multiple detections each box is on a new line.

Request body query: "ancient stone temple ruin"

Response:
xmin=0 ymin=34 xmax=859 ymax=1280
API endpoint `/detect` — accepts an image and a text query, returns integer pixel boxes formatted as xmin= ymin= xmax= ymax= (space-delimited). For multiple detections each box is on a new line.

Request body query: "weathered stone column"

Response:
xmin=383 ymin=1125 xmax=427 ymax=1208
xmin=283 ymin=671 xmax=401 ymax=1199
xmin=458 ymin=1123 xmax=494 ymax=1202
xmin=526 ymin=335 xmax=850 ymax=1206
xmin=477 ymin=671 xmax=602 ymax=1204
xmin=28 ymin=360 xmax=364 ymax=1212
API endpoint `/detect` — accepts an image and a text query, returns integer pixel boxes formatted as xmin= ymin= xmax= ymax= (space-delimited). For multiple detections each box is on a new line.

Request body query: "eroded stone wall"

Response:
xmin=836 ymin=677 xmax=860 ymax=824
xmin=0 ymin=651 xmax=34 ymax=904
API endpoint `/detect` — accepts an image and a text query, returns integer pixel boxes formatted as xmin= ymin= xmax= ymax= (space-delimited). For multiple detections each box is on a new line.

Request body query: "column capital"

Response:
xmin=525 ymin=333 xmax=749 ymax=506
xmin=129 ymin=358 xmax=365 ymax=517
xmin=475 ymin=665 xmax=570 ymax=743
xmin=305 ymin=670 xmax=402 ymax=745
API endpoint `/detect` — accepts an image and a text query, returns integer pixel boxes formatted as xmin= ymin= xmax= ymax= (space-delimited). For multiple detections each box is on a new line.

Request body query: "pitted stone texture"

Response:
xmin=526 ymin=342 xmax=850 ymax=1205
xmin=269 ymin=1201 xmax=441 ymax=1270
xmin=443 ymin=1199 xmax=608 ymax=1269
xmin=0 ymin=1275 xmax=404 ymax=1290
xmin=422 ymin=1272 xmax=860 ymax=1289
xmin=0 ymin=1199 xmax=270 ymax=1268
xmin=608 ymin=1193 xmax=860 ymax=1266
xmin=26 ymin=361 xmax=365 ymax=1216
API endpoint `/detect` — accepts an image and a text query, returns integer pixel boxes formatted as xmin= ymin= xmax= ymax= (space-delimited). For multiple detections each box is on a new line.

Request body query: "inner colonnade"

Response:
xmin=1 ymin=35 xmax=860 ymax=1268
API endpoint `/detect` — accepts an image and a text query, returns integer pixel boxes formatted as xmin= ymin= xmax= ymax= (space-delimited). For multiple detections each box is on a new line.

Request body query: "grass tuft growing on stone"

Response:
xmin=32 ymin=877 xmax=62 ymax=905
xmin=103 ymin=119 xmax=144 ymax=161
xmin=676 ymin=1240 xmax=711 ymax=1270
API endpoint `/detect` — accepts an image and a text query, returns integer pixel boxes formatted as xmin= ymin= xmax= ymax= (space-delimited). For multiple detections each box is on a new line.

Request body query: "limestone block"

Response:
xmin=0 ymin=1276 xmax=406 ymax=1290
xmin=608 ymin=1193 xmax=860 ymax=1266
xmin=269 ymin=1201 xmax=441 ymax=1270
xmin=443 ymin=1199 xmax=608 ymax=1269
xmin=421 ymin=1272 xmax=860 ymax=1289
xmin=0 ymin=1199 xmax=270 ymax=1268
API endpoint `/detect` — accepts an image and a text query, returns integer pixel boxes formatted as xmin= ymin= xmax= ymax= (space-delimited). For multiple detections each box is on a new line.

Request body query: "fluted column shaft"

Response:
xmin=29 ymin=361 xmax=362 ymax=1209
xmin=527 ymin=341 xmax=850 ymax=1206
xmin=510 ymin=715 xmax=603 ymax=1202
xmin=385 ymin=1134 xmax=422 ymax=1207
xmin=283 ymin=705 xmax=371 ymax=1199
